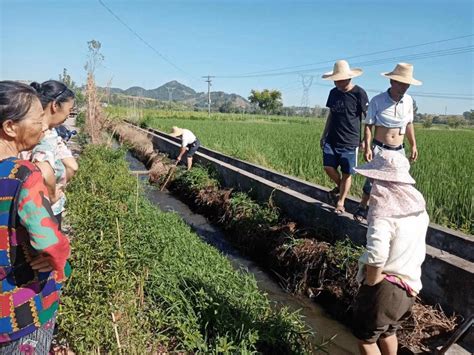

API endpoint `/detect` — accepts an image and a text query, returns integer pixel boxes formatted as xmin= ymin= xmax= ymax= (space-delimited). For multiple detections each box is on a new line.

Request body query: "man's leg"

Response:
xmin=324 ymin=166 xmax=341 ymax=186
xmin=336 ymin=173 xmax=351 ymax=211
xmin=358 ymin=341 xmax=381 ymax=355
xmin=379 ymin=334 xmax=397 ymax=355
xmin=187 ymin=156 xmax=193 ymax=170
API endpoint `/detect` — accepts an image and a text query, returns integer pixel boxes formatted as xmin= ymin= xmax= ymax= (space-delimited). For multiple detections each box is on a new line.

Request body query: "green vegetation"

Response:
xmin=107 ymin=107 xmax=473 ymax=234
xmin=59 ymin=145 xmax=312 ymax=353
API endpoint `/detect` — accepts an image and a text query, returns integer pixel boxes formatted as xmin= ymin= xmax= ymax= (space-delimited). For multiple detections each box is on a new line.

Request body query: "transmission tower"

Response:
xmin=300 ymin=75 xmax=314 ymax=115
xmin=166 ymin=87 xmax=175 ymax=102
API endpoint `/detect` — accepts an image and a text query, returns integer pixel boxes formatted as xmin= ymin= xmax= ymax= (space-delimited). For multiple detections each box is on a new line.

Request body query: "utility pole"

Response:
xmin=202 ymin=75 xmax=214 ymax=116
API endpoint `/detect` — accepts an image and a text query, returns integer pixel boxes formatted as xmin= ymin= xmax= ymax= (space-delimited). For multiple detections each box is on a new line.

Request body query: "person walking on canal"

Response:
xmin=320 ymin=60 xmax=369 ymax=214
xmin=352 ymin=150 xmax=429 ymax=355
xmin=170 ymin=126 xmax=200 ymax=170
xmin=353 ymin=63 xmax=421 ymax=222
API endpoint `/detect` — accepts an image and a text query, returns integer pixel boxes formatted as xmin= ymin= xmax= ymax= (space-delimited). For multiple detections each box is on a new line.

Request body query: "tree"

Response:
xmin=84 ymin=40 xmax=106 ymax=144
xmin=248 ymin=89 xmax=283 ymax=114
xmin=462 ymin=110 xmax=474 ymax=121
xmin=422 ymin=116 xmax=433 ymax=128
xmin=447 ymin=116 xmax=466 ymax=128
xmin=58 ymin=68 xmax=76 ymax=90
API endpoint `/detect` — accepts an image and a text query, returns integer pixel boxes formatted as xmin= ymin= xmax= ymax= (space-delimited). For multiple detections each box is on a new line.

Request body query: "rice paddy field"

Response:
xmin=109 ymin=108 xmax=474 ymax=234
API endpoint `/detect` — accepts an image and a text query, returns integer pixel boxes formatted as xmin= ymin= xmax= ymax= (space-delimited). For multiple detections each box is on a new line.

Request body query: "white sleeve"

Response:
xmin=361 ymin=217 xmax=393 ymax=267
xmin=365 ymin=98 xmax=377 ymax=125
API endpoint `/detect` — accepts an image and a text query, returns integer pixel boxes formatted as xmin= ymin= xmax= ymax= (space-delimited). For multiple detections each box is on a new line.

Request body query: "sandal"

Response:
xmin=327 ymin=186 xmax=340 ymax=205
xmin=353 ymin=205 xmax=369 ymax=222
xmin=334 ymin=204 xmax=345 ymax=215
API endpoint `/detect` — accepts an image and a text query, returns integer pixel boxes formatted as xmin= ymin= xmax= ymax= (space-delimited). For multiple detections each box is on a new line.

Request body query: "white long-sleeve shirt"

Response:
xmin=357 ymin=211 xmax=429 ymax=293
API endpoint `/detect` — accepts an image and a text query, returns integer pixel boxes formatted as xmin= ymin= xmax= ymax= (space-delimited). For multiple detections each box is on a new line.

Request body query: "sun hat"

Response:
xmin=322 ymin=60 xmax=363 ymax=81
xmin=382 ymin=63 xmax=422 ymax=86
xmin=169 ymin=126 xmax=184 ymax=137
xmin=354 ymin=150 xmax=415 ymax=184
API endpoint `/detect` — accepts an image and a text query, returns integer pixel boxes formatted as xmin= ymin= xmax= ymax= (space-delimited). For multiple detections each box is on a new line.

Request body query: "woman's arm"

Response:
xmin=62 ymin=156 xmax=78 ymax=182
xmin=35 ymin=161 xmax=58 ymax=204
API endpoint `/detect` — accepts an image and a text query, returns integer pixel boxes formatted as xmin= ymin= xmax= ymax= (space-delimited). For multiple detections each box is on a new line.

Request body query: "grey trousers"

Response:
xmin=0 ymin=315 xmax=56 ymax=355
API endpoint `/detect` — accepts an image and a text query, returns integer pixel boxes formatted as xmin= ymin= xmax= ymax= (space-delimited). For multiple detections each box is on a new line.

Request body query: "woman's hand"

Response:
xmin=29 ymin=255 xmax=54 ymax=272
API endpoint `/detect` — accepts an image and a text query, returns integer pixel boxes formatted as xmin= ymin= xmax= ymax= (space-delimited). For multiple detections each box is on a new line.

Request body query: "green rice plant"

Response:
xmin=119 ymin=108 xmax=473 ymax=234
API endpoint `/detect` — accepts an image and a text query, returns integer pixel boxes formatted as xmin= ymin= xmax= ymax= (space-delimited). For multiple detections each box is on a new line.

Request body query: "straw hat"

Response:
xmin=322 ymin=60 xmax=363 ymax=81
xmin=354 ymin=150 xmax=415 ymax=184
xmin=382 ymin=63 xmax=422 ymax=85
xmin=169 ymin=126 xmax=183 ymax=137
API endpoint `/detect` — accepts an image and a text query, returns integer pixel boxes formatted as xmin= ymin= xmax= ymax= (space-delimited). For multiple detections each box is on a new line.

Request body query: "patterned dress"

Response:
xmin=0 ymin=158 xmax=70 ymax=345
xmin=25 ymin=129 xmax=72 ymax=216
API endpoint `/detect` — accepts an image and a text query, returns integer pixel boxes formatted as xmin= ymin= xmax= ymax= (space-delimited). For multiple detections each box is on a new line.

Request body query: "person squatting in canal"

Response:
xmin=170 ymin=126 xmax=201 ymax=170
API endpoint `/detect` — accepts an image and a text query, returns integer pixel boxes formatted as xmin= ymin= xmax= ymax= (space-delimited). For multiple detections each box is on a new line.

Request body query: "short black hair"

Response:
xmin=0 ymin=81 xmax=40 ymax=125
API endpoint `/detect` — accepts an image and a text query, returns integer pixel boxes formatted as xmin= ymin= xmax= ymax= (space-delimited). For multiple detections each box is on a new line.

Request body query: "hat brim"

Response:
xmin=322 ymin=68 xmax=363 ymax=81
xmin=169 ymin=132 xmax=182 ymax=137
xmin=353 ymin=167 xmax=416 ymax=184
xmin=382 ymin=73 xmax=422 ymax=86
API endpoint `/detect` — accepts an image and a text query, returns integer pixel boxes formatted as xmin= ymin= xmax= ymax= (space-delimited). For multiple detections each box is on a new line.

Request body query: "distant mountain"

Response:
xmin=98 ymin=80 xmax=250 ymax=111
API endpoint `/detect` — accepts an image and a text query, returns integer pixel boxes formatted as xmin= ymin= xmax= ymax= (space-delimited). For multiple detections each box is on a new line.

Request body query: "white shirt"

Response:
xmin=357 ymin=211 xmax=429 ymax=293
xmin=181 ymin=129 xmax=197 ymax=147
xmin=365 ymin=90 xmax=414 ymax=134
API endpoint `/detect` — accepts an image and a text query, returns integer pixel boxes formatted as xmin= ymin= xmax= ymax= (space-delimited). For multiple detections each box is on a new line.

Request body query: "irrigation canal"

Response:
xmin=125 ymin=151 xmax=360 ymax=354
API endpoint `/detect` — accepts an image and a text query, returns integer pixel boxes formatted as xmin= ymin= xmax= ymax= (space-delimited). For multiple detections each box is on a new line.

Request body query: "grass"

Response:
xmin=59 ymin=145 xmax=313 ymax=353
xmin=108 ymin=107 xmax=473 ymax=234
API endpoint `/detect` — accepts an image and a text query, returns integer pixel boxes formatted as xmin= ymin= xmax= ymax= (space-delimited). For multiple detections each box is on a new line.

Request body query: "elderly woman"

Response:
xmin=26 ymin=81 xmax=78 ymax=228
xmin=352 ymin=150 xmax=429 ymax=355
xmin=0 ymin=81 xmax=71 ymax=353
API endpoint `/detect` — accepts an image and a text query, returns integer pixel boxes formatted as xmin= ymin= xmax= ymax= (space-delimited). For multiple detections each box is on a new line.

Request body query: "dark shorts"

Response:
xmin=323 ymin=142 xmax=358 ymax=175
xmin=352 ymin=279 xmax=415 ymax=343
xmin=186 ymin=139 xmax=200 ymax=157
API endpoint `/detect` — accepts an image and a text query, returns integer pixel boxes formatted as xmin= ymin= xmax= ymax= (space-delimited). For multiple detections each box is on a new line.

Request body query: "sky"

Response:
xmin=1 ymin=0 xmax=473 ymax=114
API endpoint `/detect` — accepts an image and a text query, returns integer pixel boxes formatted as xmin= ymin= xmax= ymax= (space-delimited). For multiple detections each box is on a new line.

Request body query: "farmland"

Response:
xmin=108 ymin=108 xmax=473 ymax=234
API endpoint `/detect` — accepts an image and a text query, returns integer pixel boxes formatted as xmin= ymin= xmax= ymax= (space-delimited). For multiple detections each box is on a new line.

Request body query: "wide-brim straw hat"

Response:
xmin=322 ymin=60 xmax=363 ymax=81
xmin=382 ymin=62 xmax=422 ymax=86
xmin=354 ymin=150 xmax=416 ymax=184
xmin=169 ymin=126 xmax=183 ymax=137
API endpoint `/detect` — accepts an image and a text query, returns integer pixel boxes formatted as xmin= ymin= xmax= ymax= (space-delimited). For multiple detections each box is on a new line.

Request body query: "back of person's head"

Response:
xmin=0 ymin=81 xmax=40 ymax=125
xmin=30 ymin=80 xmax=75 ymax=109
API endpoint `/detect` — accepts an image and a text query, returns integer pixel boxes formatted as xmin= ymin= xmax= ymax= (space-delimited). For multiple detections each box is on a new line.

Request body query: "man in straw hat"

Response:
xmin=169 ymin=126 xmax=201 ymax=170
xmin=354 ymin=63 xmax=421 ymax=222
xmin=320 ymin=60 xmax=369 ymax=214
xmin=351 ymin=150 xmax=429 ymax=355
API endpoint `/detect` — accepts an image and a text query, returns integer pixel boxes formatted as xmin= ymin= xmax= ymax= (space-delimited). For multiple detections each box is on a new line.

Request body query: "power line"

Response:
xmin=97 ymin=0 xmax=197 ymax=81
xmin=221 ymin=34 xmax=474 ymax=77
xmin=216 ymin=46 xmax=474 ymax=78
xmin=309 ymin=81 xmax=474 ymax=101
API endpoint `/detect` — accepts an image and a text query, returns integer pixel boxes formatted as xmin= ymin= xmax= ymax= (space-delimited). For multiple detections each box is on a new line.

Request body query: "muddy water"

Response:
xmin=126 ymin=152 xmax=359 ymax=354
